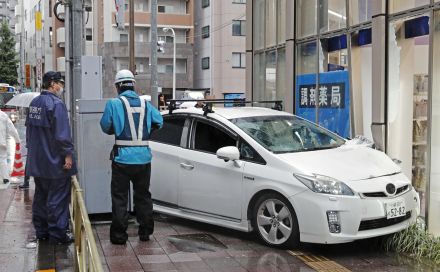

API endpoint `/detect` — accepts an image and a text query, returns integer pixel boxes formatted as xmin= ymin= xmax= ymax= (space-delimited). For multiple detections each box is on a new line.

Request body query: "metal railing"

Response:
xmin=70 ymin=176 xmax=104 ymax=272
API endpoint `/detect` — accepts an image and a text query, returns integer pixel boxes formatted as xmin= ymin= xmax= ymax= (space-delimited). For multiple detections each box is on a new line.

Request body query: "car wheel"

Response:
xmin=252 ymin=193 xmax=299 ymax=248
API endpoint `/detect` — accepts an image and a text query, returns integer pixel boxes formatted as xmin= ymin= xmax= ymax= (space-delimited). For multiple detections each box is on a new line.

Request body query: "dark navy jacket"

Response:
xmin=25 ymin=91 xmax=77 ymax=179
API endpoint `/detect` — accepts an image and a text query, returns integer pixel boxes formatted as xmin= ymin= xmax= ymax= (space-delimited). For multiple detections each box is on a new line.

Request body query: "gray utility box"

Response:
xmin=76 ymin=99 xmax=113 ymax=214
xmin=81 ymin=56 xmax=102 ymax=99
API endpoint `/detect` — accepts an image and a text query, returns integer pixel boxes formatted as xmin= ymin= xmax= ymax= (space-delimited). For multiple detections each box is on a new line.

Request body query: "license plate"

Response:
xmin=385 ymin=200 xmax=406 ymax=219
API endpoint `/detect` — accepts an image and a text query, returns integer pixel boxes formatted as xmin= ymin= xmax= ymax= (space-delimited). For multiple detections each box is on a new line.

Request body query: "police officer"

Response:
xmin=26 ymin=71 xmax=77 ymax=244
xmin=100 ymin=69 xmax=163 ymax=245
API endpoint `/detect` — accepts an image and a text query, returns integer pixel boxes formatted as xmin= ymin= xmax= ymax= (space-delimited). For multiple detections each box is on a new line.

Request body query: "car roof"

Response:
xmin=166 ymin=106 xmax=293 ymax=120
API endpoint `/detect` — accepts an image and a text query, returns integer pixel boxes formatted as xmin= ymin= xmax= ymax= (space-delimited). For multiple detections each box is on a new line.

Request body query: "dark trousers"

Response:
xmin=32 ymin=177 xmax=71 ymax=241
xmin=110 ymin=162 xmax=153 ymax=242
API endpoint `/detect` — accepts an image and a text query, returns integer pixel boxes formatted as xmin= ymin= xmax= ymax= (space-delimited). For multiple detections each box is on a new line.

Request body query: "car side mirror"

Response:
xmin=216 ymin=146 xmax=240 ymax=162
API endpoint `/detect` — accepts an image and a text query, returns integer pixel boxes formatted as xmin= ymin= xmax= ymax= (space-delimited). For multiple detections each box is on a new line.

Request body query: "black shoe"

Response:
xmin=139 ymin=235 xmax=150 ymax=241
xmin=3 ymin=179 xmax=9 ymax=184
xmin=110 ymin=238 xmax=127 ymax=245
xmin=19 ymin=183 xmax=29 ymax=189
xmin=49 ymin=232 xmax=75 ymax=245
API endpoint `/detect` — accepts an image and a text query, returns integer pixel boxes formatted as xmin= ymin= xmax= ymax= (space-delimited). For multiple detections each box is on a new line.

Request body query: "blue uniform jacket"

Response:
xmin=100 ymin=90 xmax=163 ymax=164
xmin=25 ymin=91 xmax=77 ymax=179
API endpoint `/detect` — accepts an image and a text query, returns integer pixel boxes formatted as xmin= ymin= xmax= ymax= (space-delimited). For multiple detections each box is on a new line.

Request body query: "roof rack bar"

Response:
xmin=167 ymin=99 xmax=283 ymax=114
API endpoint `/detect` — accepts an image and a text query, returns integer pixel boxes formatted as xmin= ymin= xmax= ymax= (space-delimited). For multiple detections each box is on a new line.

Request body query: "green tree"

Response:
xmin=0 ymin=21 xmax=18 ymax=85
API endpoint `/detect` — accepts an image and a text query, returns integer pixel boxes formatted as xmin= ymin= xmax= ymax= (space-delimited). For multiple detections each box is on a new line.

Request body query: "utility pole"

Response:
xmin=129 ymin=0 xmax=134 ymax=73
xmin=70 ymin=0 xmax=83 ymax=146
xmin=150 ymin=0 xmax=158 ymax=107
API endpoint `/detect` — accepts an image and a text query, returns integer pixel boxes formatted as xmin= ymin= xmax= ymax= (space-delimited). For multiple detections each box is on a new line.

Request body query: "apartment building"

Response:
xmin=194 ymin=0 xmax=247 ymax=99
xmin=15 ymin=0 xmax=53 ymax=91
xmin=0 ymin=0 xmax=16 ymax=31
xmin=97 ymin=0 xmax=194 ymax=98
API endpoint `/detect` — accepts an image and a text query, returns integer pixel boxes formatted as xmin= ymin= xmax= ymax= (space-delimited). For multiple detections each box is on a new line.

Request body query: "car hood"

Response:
xmin=277 ymin=145 xmax=401 ymax=182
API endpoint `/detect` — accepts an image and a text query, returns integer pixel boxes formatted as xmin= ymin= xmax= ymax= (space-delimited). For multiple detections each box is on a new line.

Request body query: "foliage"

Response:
xmin=0 ymin=21 xmax=18 ymax=85
xmin=382 ymin=218 xmax=440 ymax=263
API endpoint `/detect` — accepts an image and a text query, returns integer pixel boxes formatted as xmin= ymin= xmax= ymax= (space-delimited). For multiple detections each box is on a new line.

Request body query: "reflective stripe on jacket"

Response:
xmin=100 ymin=90 xmax=163 ymax=164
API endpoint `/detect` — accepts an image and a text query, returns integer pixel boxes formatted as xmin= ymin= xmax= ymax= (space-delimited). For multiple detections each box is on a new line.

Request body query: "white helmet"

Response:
xmin=114 ymin=69 xmax=136 ymax=84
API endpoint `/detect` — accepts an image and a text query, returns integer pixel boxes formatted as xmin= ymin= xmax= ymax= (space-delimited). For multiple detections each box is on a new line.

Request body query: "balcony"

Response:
xmin=57 ymin=57 xmax=66 ymax=72
xmin=57 ymin=27 xmax=65 ymax=48
xmin=14 ymin=5 xmax=22 ymax=17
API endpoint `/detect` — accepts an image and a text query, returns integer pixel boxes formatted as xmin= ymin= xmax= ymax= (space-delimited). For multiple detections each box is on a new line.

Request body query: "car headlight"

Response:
xmin=294 ymin=174 xmax=354 ymax=196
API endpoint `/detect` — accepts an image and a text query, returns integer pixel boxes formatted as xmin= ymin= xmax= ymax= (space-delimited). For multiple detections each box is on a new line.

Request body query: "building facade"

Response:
xmin=193 ymin=0 xmax=247 ymax=99
xmin=15 ymin=0 xmax=53 ymax=91
xmin=0 ymin=0 xmax=17 ymax=31
xmin=246 ymin=0 xmax=440 ymax=236
xmin=96 ymin=0 xmax=194 ymax=99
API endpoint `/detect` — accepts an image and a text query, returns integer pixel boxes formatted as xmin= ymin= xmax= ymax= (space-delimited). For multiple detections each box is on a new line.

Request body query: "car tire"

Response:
xmin=252 ymin=192 xmax=300 ymax=248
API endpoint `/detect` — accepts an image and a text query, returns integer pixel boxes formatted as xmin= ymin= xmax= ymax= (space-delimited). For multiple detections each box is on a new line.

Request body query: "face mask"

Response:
xmin=56 ymin=87 xmax=64 ymax=97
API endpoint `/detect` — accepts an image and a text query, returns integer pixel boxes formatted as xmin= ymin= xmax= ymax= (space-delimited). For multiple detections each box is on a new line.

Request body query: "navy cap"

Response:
xmin=42 ymin=71 xmax=64 ymax=84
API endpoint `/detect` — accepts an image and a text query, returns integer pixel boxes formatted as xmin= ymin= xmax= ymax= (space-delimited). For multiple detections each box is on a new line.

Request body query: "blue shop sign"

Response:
xmin=296 ymin=71 xmax=350 ymax=138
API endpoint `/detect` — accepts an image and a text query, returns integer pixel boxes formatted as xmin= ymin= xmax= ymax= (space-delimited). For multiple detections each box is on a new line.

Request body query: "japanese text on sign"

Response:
xmin=299 ymin=82 xmax=345 ymax=109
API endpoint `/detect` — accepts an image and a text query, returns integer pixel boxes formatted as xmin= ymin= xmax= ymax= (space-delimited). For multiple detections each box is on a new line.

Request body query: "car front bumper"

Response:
xmin=290 ymin=187 xmax=420 ymax=244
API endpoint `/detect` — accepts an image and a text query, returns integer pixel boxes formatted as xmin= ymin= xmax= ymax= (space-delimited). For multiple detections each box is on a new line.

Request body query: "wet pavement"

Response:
xmin=92 ymin=213 xmax=438 ymax=272
xmin=1 ymin=181 xmax=438 ymax=272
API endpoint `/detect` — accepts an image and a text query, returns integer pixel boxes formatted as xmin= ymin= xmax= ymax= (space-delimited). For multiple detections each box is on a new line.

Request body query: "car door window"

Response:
xmin=150 ymin=116 xmax=186 ymax=146
xmin=193 ymin=120 xmax=236 ymax=153
xmin=239 ymin=139 xmax=266 ymax=165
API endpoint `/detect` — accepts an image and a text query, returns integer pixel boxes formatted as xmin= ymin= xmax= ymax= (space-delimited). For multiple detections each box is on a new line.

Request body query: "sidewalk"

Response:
xmin=0 ymin=182 xmax=37 ymax=271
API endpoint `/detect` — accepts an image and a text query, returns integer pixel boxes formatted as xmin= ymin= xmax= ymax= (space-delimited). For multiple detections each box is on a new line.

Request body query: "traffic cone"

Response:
xmin=11 ymin=143 xmax=25 ymax=177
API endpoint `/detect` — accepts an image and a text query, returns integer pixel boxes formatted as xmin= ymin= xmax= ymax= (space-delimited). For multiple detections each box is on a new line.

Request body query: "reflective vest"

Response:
xmin=115 ymin=96 xmax=150 ymax=146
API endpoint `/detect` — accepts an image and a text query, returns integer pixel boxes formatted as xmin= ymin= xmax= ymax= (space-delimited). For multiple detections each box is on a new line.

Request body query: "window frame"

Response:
xmin=201 ymin=57 xmax=210 ymax=70
xmin=232 ymin=20 xmax=246 ymax=36
xmin=202 ymin=25 xmax=210 ymax=39
xmin=150 ymin=115 xmax=188 ymax=147
xmin=232 ymin=52 xmax=246 ymax=68
xmin=189 ymin=117 xmax=238 ymax=155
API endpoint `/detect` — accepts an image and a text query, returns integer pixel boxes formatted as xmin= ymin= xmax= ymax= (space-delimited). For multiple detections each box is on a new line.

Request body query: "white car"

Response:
xmin=149 ymin=106 xmax=420 ymax=248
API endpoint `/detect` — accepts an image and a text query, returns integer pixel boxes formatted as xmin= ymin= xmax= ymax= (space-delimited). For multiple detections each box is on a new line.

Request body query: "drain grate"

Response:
xmin=167 ymin=233 xmax=227 ymax=253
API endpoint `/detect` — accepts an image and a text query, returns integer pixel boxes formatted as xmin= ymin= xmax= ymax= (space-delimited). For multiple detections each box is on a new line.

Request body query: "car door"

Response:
xmin=178 ymin=118 xmax=244 ymax=220
xmin=150 ymin=115 xmax=188 ymax=206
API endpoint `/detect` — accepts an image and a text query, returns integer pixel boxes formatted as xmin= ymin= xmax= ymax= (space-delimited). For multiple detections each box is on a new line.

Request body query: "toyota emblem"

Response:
xmin=386 ymin=183 xmax=396 ymax=195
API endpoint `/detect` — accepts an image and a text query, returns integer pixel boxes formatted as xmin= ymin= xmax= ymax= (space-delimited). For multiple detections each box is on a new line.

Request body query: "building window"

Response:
xmin=158 ymin=5 xmax=165 ymax=13
xmin=49 ymin=27 xmax=53 ymax=47
xmin=201 ymin=57 xmax=209 ymax=70
xmin=202 ymin=25 xmax=210 ymax=39
xmin=86 ymin=28 xmax=92 ymax=41
xmin=120 ymin=33 xmax=128 ymax=42
xmin=233 ymin=0 xmax=246 ymax=3
xmin=232 ymin=52 xmax=245 ymax=68
xmin=202 ymin=0 xmax=209 ymax=8
xmin=158 ymin=35 xmax=174 ymax=43
xmin=232 ymin=20 xmax=246 ymax=36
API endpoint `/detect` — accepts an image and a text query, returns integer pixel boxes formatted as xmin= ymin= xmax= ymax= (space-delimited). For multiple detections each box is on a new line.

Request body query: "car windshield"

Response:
xmin=230 ymin=115 xmax=346 ymax=153
xmin=0 ymin=93 xmax=14 ymax=109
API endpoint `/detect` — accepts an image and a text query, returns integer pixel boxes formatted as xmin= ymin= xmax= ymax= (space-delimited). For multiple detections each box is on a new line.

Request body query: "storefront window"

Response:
xmin=253 ymin=53 xmax=265 ymax=101
xmin=265 ymin=0 xmax=276 ymax=47
xmin=429 ymin=9 xmax=440 ymax=235
xmin=265 ymin=50 xmax=277 ymax=100
xmin=350 ymin=0 xmax=372 ymax=25
xmin=276 ymin=48 xmax=286 ymax=102
xmin=296 ymin=0 xmax=317 ymax=38
xmin=296 ymin=41 xmax=318 ymax=120
xmin=254 ymin=0 xmax=265 ymax=50
xmin=317 ymin=35 xmax=351 ymax=137
xmin=350 ymin=29 xmax=373 ymax=139
xmin=389 ymin=0 xmax=430 ymax=14
xmin=319 ymin=0 xmax=346 ymax=33
xmin=388 ymin=15 xmax=430 ymax=218
xmin=277 ymin=0 xmax=286 ymax=44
